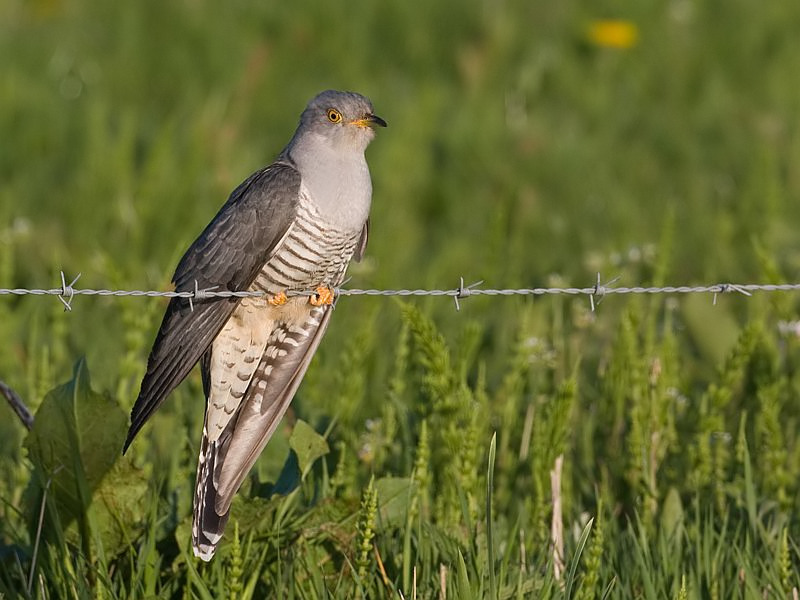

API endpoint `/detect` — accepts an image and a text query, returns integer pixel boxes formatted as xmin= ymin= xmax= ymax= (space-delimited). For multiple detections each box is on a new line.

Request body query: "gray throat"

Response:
xmin=284 ymin=134 xmax=372 ymax=232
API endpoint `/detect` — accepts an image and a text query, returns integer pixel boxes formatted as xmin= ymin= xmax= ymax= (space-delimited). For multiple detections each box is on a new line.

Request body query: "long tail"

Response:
xmin=190 ymin=306 xmax=332 ymax=560
xmin=192 ymin=431 xmax=229 ymax=561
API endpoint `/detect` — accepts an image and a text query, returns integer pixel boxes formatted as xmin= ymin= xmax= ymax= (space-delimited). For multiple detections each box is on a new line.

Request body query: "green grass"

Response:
xmin=2 ymin=0 xmax=800 ymax=597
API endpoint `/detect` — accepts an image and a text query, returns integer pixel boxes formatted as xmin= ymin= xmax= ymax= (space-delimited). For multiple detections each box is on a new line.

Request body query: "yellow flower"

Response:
xmin=587 ymin=19 xmax=639 ymax=49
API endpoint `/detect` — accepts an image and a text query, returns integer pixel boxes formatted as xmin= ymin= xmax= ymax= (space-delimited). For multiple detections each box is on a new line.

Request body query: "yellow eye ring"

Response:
xmin=326 ymin=108 xmax=342 ymax=123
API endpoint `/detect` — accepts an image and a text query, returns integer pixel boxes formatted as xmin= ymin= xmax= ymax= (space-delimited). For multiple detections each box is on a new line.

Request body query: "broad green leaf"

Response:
xmin=23 ymin=358 xmax=147 ymax=557
xmin=25 ymin=359 xmax=126 ymax=519
xmin=374 ymin=476 xmax=416 ymax=530
xmin=87 ymin=459 xmax=149 ymax=555
xmin=289 ymin=419 xmax=329 ymax=478
xmin=660 ymin=487 xmax=684 ymax=540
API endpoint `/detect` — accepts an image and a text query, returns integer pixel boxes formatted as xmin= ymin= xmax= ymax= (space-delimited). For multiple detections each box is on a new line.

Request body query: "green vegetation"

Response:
xmin=2 ymin=0 xmax=800 ymax=597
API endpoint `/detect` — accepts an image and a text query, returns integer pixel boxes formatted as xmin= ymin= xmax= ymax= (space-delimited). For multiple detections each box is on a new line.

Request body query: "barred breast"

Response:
xmin=250 ymin=192 xmax=362 ymax=296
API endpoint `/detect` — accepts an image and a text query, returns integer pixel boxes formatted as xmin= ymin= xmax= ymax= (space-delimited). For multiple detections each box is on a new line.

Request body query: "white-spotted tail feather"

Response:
xmin=190 ymin=305 xmax=332 ymax=560
xmin=192 ymin=428 xmax=230 ymax=561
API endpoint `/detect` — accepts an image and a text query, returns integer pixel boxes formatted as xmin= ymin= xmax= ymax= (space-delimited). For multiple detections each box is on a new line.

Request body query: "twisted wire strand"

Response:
xmin=2 ymin=272 xmax=800 ymax=312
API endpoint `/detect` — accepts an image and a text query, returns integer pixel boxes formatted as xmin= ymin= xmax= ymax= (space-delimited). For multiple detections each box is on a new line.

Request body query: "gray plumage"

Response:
xmin=124 ymin=90 xmax=385 ymax=561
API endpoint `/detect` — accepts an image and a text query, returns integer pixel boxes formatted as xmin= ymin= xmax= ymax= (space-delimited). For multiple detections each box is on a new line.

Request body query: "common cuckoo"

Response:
xmin=123 ymin=90 xmax=386 ymax=561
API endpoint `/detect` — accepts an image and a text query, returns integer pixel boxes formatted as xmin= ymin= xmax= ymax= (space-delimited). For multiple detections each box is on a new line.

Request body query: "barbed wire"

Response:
xmin=2 ymin=272 xmax=800 ymax=313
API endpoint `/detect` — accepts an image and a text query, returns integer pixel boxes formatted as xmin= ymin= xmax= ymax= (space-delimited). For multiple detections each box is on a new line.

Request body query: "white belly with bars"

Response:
xmin=204 ymin=191 xmax=363 ymax=441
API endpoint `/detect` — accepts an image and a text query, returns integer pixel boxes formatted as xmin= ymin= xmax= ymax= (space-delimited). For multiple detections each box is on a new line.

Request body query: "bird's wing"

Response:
xmin=192 ymin=304 xmax=333 ymax=559
xmin=353 ymin=218 xmax=369 ymax=262
xmin=124 ymin=162 xmax=301 ymax=453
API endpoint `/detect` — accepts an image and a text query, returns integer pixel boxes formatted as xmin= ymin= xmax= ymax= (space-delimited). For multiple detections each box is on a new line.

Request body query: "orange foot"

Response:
xmin=268 ymin=291 xmax=288 ymax=306
xmin=310 ymin=285 xmax=335 ymax=306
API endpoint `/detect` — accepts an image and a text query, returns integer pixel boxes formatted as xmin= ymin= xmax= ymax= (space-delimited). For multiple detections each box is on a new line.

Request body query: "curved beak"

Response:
xmin=351 ymin=113 xmax=387 ymax=129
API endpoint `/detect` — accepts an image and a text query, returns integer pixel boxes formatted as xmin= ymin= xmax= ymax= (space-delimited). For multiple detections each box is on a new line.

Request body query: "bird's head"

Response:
xmin=297 ymin=90 xmax=387 ymax=153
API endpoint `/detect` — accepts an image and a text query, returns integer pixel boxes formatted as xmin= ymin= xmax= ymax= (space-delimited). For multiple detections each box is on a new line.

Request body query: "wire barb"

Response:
xmin=453 ymin=277 xmax=483 ymax=311
xmin=589 ymin=274 xmax=620 ymax=312
xmin=57 ymin=271 xmax=81 ymax=312
xmin=713 ymin=282 xmax=754 ymax=305
xmin=589 ymin=273 xmax=600 ymax=312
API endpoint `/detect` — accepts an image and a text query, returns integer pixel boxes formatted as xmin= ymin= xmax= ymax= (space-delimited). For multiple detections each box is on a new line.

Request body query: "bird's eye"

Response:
xmin=326 ymin=108 xmax=342 ymax=123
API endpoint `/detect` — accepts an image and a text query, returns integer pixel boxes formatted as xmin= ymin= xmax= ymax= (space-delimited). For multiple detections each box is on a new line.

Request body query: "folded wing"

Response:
xmin=124 ymin=162 xmax=301 ymax=452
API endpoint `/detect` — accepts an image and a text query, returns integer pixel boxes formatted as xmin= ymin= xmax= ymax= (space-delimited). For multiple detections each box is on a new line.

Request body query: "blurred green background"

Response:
xmin=2 ymin=0 xmax=800 ymax=385
xmin=2 ymin=0 xmax=800 ymax=596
